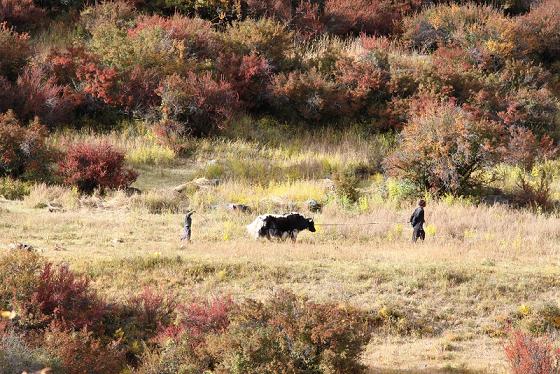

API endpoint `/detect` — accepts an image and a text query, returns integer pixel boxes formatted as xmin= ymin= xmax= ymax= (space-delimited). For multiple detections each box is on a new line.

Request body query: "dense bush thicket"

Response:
xmin=0 ymin=0 xmax=559 ymax=194
xmin=0 ymin=250 xmax=374 ymax=374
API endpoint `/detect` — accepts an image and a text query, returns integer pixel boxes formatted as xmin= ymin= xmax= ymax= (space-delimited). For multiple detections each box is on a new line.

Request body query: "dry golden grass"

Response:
xmin=2 ymin=131 xmax=559 ymax=373
xmin=1 ymin=189 xmax=559 ymax=372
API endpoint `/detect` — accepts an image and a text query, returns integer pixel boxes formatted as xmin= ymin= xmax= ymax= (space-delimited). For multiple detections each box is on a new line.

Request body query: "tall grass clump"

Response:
xmin=0 ymin=178 xmax=32 ymax=200
xmin=126 ymin=144 xmax=176 ymax=166
xmin=23 ymin=183 xmax=79 ymax=209
xmin=130 ymin=189 xmax=188 ymax=214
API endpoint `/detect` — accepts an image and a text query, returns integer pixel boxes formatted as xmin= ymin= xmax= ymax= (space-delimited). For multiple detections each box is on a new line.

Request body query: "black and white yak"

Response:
xmin=247 ymin=213 xmax=316 ymax=242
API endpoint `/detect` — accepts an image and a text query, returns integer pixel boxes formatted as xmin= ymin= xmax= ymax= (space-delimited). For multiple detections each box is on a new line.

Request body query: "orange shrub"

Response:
xmin=128 ymin=14 xmax=218 ymax=60
xmin=402 ymin=4 xmax=509 ymax=53
xmin=207 ymin=290 xmax=372 ymax=373
xmin=224 ymin=18 xmax=294 ymax=71
xmin=384 ymin=99 xmax=506 ymax=194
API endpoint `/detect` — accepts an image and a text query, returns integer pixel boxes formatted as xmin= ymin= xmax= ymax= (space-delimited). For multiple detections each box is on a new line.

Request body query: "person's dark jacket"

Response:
xmin=410 ymin=207 xmax=424 ymax=228
xmin=184 ymin=212 xmax=193 ymax=228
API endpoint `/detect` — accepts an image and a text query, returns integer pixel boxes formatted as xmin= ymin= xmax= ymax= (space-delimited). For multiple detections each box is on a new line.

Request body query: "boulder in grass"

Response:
xmin=306 ymin=199 xmax=322 ymax=213
xmin=226 ymin=203 xmax=252 ymax=213
xmin=47 ymin=202 xmax=64 ymax=213
xmin=125 ymin=187 xmax=142 ymax=196
xmin=193 ymin=177 xmax=220 ymax=187
xmin=8 ymin=242 xmax=34 ymax=251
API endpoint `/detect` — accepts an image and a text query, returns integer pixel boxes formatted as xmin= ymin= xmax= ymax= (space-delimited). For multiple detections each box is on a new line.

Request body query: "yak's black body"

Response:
xmin=248 ymin=213 xmax=316 ymax=242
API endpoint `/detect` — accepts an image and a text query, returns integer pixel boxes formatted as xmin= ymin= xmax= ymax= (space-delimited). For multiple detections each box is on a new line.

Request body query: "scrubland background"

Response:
xmin=1 ymin=0 xmax=560 ymax=373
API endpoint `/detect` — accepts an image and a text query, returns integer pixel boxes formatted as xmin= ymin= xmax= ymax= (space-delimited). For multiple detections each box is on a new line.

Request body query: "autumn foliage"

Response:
xmin=0 ymin=0 xmax=558 ymax=192
xmin=384 ymin=99 xmax=506 ymax=194
xmin=58 ymin=142 xmax=138 ymax=194
xmin=505 ymin=330 xmax=560 ymax=374
xmin=0 ymin=111 xmax=53 ymax=180
xmin=0 ymin=251 xmax=373 ymax=374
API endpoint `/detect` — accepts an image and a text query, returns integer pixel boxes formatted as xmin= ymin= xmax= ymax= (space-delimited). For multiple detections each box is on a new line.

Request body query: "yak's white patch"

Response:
xmin=246 ymin=215 xmax=265 ymax=240
xmin=247 ymin=214 xmax=282 ymax=240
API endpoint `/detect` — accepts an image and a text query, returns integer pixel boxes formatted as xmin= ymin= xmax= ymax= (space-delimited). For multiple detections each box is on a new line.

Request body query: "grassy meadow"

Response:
xmin=2 ymin=127 xmax=560 ymax=373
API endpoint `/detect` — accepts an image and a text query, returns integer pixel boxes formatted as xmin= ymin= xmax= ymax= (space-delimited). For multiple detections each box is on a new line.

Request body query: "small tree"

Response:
xmin=384 ymin=99 xmax=505 ymax=195
xmin=58 ymin=142 xmax=137 ymax=194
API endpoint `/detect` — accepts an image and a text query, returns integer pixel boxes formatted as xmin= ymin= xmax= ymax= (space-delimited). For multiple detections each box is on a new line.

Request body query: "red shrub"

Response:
xmin=0 ymin=22 xmax=30 ymax=80
xmin=160 ymin=296 xmax=234 ymax=345
xmin=335 ymin=55 xmax=390 ymax=123
xmin=157 ymin=73 xmax=239 ymax=136
xmin=58 ymin=142 xmax=138 ymax=194
xmin=498 ymin=88 xmax=559 ymax=139
xmin=505 ymin=127 xmax=557 ymax=170
xmin=128 ymin=287 xmax=177 ymax=338
xmin=0 ymin=0 xmax=46 ymax=30
xmin=505 ymin=330 xmax=560 ymax=374
xmin=117 ymin=65 xmax=161 ymax=112
xmin=43 ymin=325 xmax=126 ymax=374
xmin=76 ymin=57 xmax=160 ymax=112
xmin=76 ymin=61 xmax=120 ymax=106
xmin=246 ymin=0 xmax=291 ymax=20
xmin=323 ymin=0 xmax=421 ymax=36
xmin=514 ymin=0 xmax=560 ymax=64
xmin=0 ymin=75 xmax=13 ymax=110
xmin=181 ymin=297 xmax=234 ymax=338
xmin=292 ymin=1 xmax=326 ymax=40
xmin=15 ymin=263 xmax=106 ymax=332
xmin=44 ymin=47 xmax=87 ymax=86
xmin=0 ymin=111 xmax=53 ymax=180
xmin=431 ymin=47 xmax=483 ymax=103
xmin=269 ymin=69 xmax=344 ymax=123
xmin=152 ymin=119 xmax=190 ymax=153
xmin=216 ymin=52 xmax=272 ymax=109
xmin=14 ymin=65 xmax=81 ymax=127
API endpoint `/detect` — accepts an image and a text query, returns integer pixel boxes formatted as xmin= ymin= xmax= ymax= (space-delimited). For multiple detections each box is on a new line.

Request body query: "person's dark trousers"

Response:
xmin=412 ymin=225 xmax=425 ymax=242
xmin=181 ymin=226 xmax=191 ymax=242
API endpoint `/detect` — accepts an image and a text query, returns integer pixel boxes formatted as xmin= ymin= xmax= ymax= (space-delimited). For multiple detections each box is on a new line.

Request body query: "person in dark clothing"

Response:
xmin=181 ymin=210 xmax=195 ymax=243
xmin=410 ymin=200 xmax=426 ymax=242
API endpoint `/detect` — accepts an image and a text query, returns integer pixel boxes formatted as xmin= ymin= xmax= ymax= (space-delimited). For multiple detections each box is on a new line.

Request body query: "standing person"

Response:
xmin=410 ymin=199 xmax=426 ymax=242
xmin=181 ymin=210 xmax=195 ymax=244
